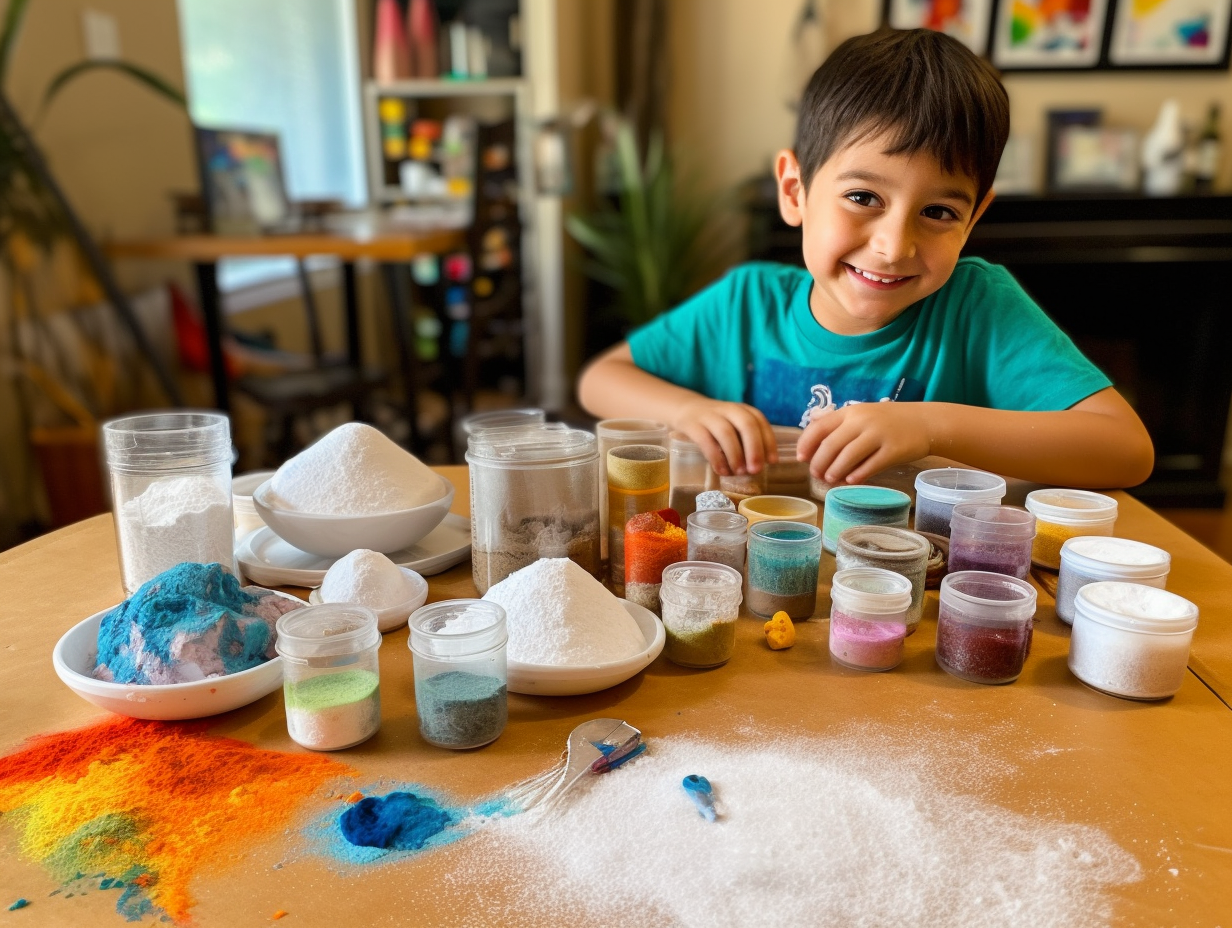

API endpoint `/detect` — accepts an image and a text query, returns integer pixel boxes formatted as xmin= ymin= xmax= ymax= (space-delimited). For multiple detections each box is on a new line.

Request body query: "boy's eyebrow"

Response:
xmin=835 ymin=169 xmax=975 ymax=207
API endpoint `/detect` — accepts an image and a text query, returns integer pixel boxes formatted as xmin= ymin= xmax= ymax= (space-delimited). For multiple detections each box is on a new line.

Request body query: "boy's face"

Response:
xmin=775 ymin=133 xmax=994 ymax=336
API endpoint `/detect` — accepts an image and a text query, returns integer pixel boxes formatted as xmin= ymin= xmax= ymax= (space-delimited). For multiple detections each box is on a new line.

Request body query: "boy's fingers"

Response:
xmin=689 ymin=428 xmax=732 ymax=477
xmin=824 ymin=432 xmax=880 ymax=484
xmin=708 ymin=416 xmax=749 ymax=476
xmin=755 ymin=413 xmax=779 ymax=466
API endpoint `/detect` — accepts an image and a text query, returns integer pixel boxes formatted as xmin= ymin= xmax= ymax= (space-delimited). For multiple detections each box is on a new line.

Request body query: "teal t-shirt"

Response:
xmin=627 ymin=258 xmax=1111 ymax=429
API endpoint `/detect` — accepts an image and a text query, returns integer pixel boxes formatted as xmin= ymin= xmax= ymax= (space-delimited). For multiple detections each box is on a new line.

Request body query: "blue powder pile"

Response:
xmin=340 ymin=792 xmax=454 ymax=851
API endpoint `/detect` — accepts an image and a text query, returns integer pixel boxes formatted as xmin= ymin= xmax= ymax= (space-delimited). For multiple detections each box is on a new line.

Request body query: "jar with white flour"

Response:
xmin=1055 ymin=536 xmax=1170 ymax=625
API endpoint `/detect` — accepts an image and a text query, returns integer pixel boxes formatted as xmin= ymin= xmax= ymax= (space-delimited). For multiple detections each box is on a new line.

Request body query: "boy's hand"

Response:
xmin=675 ymin=399 xmax=779 ymax=477
xmin=798 ymin=402 xmax=933 ymax=484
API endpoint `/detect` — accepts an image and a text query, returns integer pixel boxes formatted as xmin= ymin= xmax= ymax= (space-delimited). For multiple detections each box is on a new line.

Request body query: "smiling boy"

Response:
xmin=577 ymin=28 xmax=1154 ymax=489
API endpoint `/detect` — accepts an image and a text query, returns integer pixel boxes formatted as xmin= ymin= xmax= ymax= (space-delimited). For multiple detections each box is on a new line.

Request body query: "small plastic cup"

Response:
xmin=1024 ymin=489 xmax=1118 ymax=570
xmin=597 ymin=419 xmax=669 ymax=563
xmin=747 ymin=520 xmax=824 ymax=619
xmin=686 ymin=509 xmax=748 ymax=574
xmin=1056 ymin=536 xmax=1170 ymax=625
xmin=828 ymin=567 xmax=912 ymax=672
xmin=820 ymin=485 xmax=911 ymax=554
xmin=936 ymin=571 xmax=1037 ymax=685
xmin=668 ymin=432 xmax=711 ymax=519
xmin=738 ymin=495 xmax=819 ymax=527
xmin=763 ymin=425 xmax=811 ymax=497
xmin=835 ymin=526 xmax=930 ymax=634
xmin=913 ymin=468 xmax=1006 ymax=538
xmin=660 ymin=561 xmax=743 ymax=668
xmin=948 ymin=503 xmax=1036 ymax=580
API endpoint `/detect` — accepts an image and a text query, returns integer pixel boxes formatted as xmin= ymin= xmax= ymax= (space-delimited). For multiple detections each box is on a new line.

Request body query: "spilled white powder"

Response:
xmin=482 ymin=557 xmax=646 ymax=665
xmin=320 ymin=549 xmax=415 ymax=609
xmin=117 ymin=475 xmax=233 ymax=591
xmin=455 ymin=734 xmax=1140 ymax=928
xmin=267 ymin=422 xmax=442 ymax=514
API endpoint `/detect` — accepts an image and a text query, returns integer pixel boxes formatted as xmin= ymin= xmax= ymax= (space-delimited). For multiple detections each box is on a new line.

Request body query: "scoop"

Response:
xmin=508 ymin=718 xmax=645 ymax=813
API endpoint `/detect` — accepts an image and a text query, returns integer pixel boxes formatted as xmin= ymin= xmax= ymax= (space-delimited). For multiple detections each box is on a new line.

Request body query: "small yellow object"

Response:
xmin=345 ymin=791 xmax=364 ymax=804
xmin=763 ymin=611 xmax=796 ymax=650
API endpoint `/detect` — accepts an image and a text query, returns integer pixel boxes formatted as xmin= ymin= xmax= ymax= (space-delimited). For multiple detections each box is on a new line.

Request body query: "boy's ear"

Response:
xmin=967 ymin=187 xmax=997 ymax=231
xmin=775 ymin=149 xmax=805 ymax=228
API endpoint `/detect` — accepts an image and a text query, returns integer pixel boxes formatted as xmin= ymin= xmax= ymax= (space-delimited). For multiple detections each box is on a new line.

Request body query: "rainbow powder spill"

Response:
xmin=0 ymin=717 xmax=345 ymax=924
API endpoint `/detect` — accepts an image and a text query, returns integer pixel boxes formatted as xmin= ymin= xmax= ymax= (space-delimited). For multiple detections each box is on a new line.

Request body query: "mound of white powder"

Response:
xmin=482 ymin=558 xmax=646 ymax=665
xmin=267 ymin=422 xmax=442 ymax=514
xmin=319 ymin=549 xmax=415 ymax=609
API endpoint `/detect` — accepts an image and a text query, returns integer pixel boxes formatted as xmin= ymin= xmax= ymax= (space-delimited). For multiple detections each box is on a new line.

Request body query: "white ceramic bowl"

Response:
xmin=252 ymin=475 xmax=455 ymax=558
xmin=506 ymin=600 xmax=665 ymax=696
xmin=52 ymin=598 xmax=304 ymax=720
xmin=309 ymin=566 xmax=429 ymax=633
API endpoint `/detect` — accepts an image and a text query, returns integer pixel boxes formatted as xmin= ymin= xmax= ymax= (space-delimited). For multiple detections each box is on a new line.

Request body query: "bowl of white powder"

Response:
xmin=309 ymin=549 xmax=429 ymax=632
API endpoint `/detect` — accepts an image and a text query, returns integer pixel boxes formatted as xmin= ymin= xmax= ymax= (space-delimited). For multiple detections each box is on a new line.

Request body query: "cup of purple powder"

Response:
xmin=936 ymin=571 xmax=1037 ymax=685
xmin=947 ymin=503 xmax=1036 ymax=580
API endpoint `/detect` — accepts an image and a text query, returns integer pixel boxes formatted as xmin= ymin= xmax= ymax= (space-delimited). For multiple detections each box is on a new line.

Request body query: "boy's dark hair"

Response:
xmin=795 ymin=29 xmax=1010 ymax=204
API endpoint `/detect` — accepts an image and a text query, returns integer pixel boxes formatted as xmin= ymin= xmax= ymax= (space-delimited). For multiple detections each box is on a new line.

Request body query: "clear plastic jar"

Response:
xmin=660 ymin=561 xmax=743 ymax=668
xmin=103 ymin=411 xmax=235 ymax=595
xmin=820 ymin=485 xmax=911 ymax=554
xmin=948 ymin=503 xmax=1036 ymax=580
xmin=597 ymin=419 xmax=669 ymax=564
xmin=467 ymin=424 xmax=600 ymax=595
xmin=747 ymin=520 xmax=823 ymax=619
xmin=1069 ymin=581 xmax=1197 ymax=700
xmin=829 ymin=567 xmax=913 ymax=672
xmin=835 ymin=526 xmax=930 ymax=634
xmin=455 ymin=407 xmax=546 ymax=458
xmin=764 ymin=425 xmax=811 ymax=497
xmin=1056 ymin=537 xmax=1170 ymax=625
xmin=669 ymin=432 xmax=712 ymax=519
xmin=607 ymin=444 xmax=670 ymax=594
xmin=1024 ymin=489 xmax=1118 ymax=570
xmin=686 ymin=510 xmax=748 ymax=574
xmin=276 ymin=604 xmax=382 ymax=751
xmin=738 ymin=495 xmax=819 ymax=528
xmin=409 ymin=600 xmax=508 ymax=748
xmin=625 ymin=510 xmax=687 ymax=614
xmin=936 ymin=571 xmax=1037 ymax=685
xmin=913 ymin=468 xmax=1006 ymax=538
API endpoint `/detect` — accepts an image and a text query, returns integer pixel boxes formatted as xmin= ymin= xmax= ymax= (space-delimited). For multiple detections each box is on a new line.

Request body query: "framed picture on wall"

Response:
xmin=883 ymin=0 xmax=995 ymax=56
xmin=1107 ymin=0 xmax=1232 ymax=69
xmin=990 ymin=0 xmax=1111 ymax=70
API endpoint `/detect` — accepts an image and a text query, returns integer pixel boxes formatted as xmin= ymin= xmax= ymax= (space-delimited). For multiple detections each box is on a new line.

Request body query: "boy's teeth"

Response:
xmin=858 ymin=268 xmax=901 ymax=283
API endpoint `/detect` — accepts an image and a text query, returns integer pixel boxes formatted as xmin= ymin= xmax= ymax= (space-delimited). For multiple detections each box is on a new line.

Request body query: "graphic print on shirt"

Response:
xmin=747 ymin=357 xmax=924 ymax=428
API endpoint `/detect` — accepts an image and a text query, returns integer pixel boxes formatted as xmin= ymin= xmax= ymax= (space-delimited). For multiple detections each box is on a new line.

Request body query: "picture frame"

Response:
xmin=1107 ymin=0 xmax=1232 ymax=69
xmin=990 ymin=0 xmax=1111 ymax=70
xmin=883 ymin=0 xmax=995 ymax=56
xmin=1044 ymin=109 xmax=1103 ymax=192
xmin=194 ymin=127 xmax=292 ymax=236
xmin=1052 ymin=126 xmax=1141 ymax=191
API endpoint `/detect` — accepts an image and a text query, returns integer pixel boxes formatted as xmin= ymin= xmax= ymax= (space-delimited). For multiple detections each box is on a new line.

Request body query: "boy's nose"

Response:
xmin=869 ymin=218 xmax=916 ymax=263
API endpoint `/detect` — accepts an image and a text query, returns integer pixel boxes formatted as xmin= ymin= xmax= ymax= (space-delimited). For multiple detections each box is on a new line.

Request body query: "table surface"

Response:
xmin=1 ymin=466 xmax=1229 ymax=927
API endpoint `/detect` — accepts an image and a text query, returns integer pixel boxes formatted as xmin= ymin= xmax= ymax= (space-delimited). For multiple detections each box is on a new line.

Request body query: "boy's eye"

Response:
xmin=844 ymin=190 xmax=880 ymax=208
xmin=922 ymin=204 xmax=960 ymax=221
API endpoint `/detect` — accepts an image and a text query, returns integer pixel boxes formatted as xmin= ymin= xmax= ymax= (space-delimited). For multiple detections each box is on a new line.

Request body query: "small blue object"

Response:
xmin=8 ymin=899 xmax=29 ymax=911
xmin=340 ymin=791 xmax=453 ymax=850
xmin=682 ymin=774 xmax=717 ymax=822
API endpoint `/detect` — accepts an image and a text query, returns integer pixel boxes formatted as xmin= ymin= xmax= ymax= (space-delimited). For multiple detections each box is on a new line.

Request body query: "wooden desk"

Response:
xmin=106 ymin=225 xmax=467 ymax=420
xmin=1 ymin=469 xmax=1228 ymax=926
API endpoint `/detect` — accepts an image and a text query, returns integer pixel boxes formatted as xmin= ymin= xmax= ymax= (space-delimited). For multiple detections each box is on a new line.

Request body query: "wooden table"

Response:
xmin=106 ymin=224 xmax=467 ymax=419
xmin=1 ymin=468 xmax=1229 ymax=926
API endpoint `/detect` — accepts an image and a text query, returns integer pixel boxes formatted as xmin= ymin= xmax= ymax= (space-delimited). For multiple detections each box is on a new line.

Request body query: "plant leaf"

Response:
xmin=41 ymin=60 xmax=187 ymax=115
xmin=0 ymin=0 xmax=32 ymax=86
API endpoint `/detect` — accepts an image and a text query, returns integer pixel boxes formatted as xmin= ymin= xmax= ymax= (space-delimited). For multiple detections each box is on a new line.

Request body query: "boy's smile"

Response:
xmin=775 ymin=134 xmax=994 ymax=336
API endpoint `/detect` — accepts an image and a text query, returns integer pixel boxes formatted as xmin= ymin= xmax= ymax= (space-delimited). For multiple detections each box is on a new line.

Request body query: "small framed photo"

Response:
xmin=1107 ymin=0 xmax=1232 ymax=69
xmin=1045 ymin=109 xmax=1102 ymax=191
xmin=991 ymin=0 xmax=1111 ymax=70
xmin=1052 ymin=126 xmax=1141 ymax=191
xmin=883 ymin=0 xmax=995 ymax=56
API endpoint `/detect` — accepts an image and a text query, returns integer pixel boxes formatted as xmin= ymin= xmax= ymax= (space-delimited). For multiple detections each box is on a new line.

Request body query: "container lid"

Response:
xmin=460 ymin=408 xmax=546 ymax=435
xmin=1025 ymin=488 xmax=1118 ymax=525
xmin=466 ymin=423 xmax=597 ymax=466
xmin=940 ymin=570 xmax=1037 ymax=623
xmin=914 ymin=468 xmax=1006 ymax=504
xmin=836 ymin=525 xmax=930 ymax=562
xmin=1061 ymin=536 xmax=1171 ymax=579
xmin=826 ymin=485 xmax=912 ymax=512
xmin=950 ymin=503 xmax=1036 ymax=537
xmin=831 ymin=567 xmax=912 ymax=615
xmin=687 ymin=508 xmax=749 ymax=533
xmin=597 ymin=418 xmax=669 ymax=442
xmin=409 ymin=599 xmax=508 ymax=657
xmin=1075 ymin=581 xmax=1197 ymax=634
xmin=102 ymin=410 xmax=232 ymax=470
xmin=275 ymin=604 xmax=380 ymax=660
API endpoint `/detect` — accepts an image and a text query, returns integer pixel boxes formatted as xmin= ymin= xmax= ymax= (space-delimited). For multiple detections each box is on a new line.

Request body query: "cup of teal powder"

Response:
xmin=409 ymin=600 xmax=508 ymax=749
xmin=276 ymin=605 xmax=382 ymax=752
xmin=820 ymin=485 xmax=911 ymax=554
xmin=747 ymin=520 xmax=824 ymax=619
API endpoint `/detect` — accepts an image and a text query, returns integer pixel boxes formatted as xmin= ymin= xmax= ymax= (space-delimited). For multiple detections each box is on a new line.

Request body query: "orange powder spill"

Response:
xmin=0 ymin=717 xmax=347 ymax=924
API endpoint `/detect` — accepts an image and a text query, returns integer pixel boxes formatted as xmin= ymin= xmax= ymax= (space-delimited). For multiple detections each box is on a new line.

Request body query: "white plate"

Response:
xmin=52 ymin=590 xmax=306 ymax=720
xmin=507 ymin=600 xmax=665 ymax=697
xmin=236 ymin=513 xmax=471 ymax=587
xmin=308 ymin=566 xmax=429 ymax=633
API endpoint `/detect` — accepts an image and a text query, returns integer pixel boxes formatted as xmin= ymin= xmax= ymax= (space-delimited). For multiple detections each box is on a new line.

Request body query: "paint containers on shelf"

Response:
xmin=947 ymin=504 xmax=1036 ymax=580
xmin=1068 ymin=582 xmax=1197 ymax=700
xmin=408 ymin=600 xmax=508 ymax=748
xmin=1055 ymin=537 xmax=1171 ymax=625
xmin=607 ymin=444 xmax=670 ymax=595
xmin=669 ymin=433 xmax=711 ymax=519
xmin=747 ymin=520 xmax=824 ymax=619
xmin=936 ymin=571 xmax=1036 ymax=685
xmin=835 ymin=526 xmax=930 ymax=634
xmin=819 ymin=485 xmax=911 ymax=554
xmin=686 ymin=509 xmax=749 ymax=574
xmin=660 ymin=561 xmax=744 ymax=668
xmin=468 ymin=424 xmax=601 ymax=595
xmin=625 ymin=510 xmax=688 ymax=614
xmin=597 ymin=419 xmax=669 ymax=564
xmin=828 ymin=567 xmax=913 ymax=672
xmin=1024 ymin=489 xmax=1118 ymax=570
xmin=738 ymin=495 xmax=819 ymax=528
xmin=913 ymin=468 xmax=1006 ymax=537
xmin=276 ymin=604 xmax=382 ymax=751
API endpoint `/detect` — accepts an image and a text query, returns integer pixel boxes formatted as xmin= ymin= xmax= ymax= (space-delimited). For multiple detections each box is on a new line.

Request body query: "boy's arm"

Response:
xmin=797 ymin=387 xmax=1154 ymax=488
xmin=577 ymin=342 xmax=779 ymax=477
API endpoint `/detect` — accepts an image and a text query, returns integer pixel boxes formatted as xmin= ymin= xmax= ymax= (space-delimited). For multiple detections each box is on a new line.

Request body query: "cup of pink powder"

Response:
xmin=828 ymin=567 xmax=912 ymax=672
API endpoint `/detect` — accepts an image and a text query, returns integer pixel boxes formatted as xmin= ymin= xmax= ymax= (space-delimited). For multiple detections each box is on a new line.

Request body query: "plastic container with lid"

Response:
xmin=103 ymin=411 xmax=235 ymax=595
xmin=820 ymin=485 xmax=911 ymax=554
xmin=1069 ymin=581 xmax=1197 ymax=700
xmin=1024 ymin=489 xmax=1118 ymax=570
xmin=454 ymin=407 xmax=546 ymax=458
xmin=738 ymin=495 xmax=819 ymax=527
xmin=835 ymin=526 xmax=930 ymax=634
xmin=597 ymin=419 xmax=669 ymax=564
xmin=936 ymin=571 xmax=1036 ymax=684
xmin=828 ymin=567 xmax=913 ymax=672
xmin=276 ymin=604 xmax=382 ymax=751
xmin=763 ymin=425 xmax=811 ymax=498
xmin=948 ymin=503 xmax=1036 ymax=580
xmin=686 ymin=509 xmax=748 ymax=574
xmin=409 ymin=600 xmax=508 ymax=748
xmin=913 ymin=468 xmax=1006 ymax=538
xmin=660 ymin=561 xmax=743 ymax=668
xmin=1056 ymin=536 xmax=1171 ymax=625
xmin=607 ymin=444 xmax=670 ymax=595
xmin=747 ymin=520 xmax=823 ymax=619
xmin=467 ymin=424 xmax=600 ymax=595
